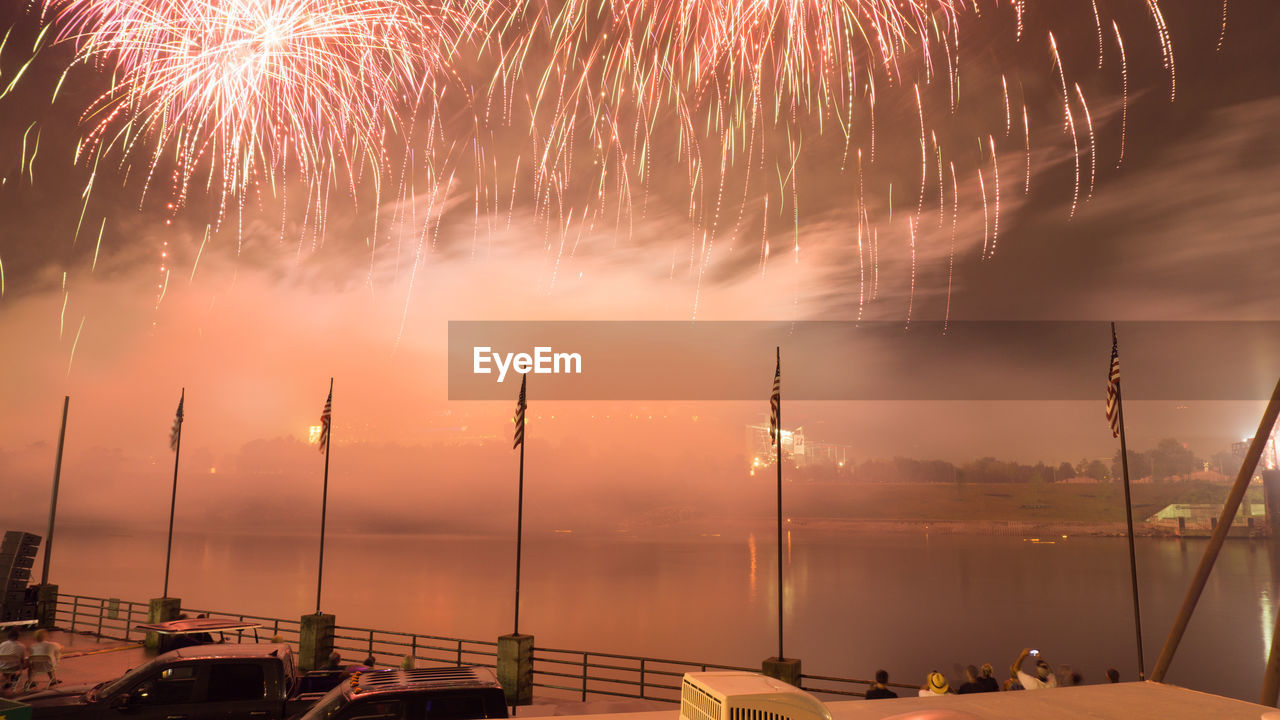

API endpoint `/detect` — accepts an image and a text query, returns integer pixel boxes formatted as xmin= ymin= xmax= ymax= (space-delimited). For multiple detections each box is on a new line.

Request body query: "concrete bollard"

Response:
xmin=33 ymin=584 xmax=58 ymax=629
xmin=299 ymin=613 xmax=336 ymax=672
xmin=146 ymin=597 xmax=181 ymax=651
xmin=762 ymin=657 xmax=802 ymax=687
xmin=497 ymin=633 xmax=534 ymax=706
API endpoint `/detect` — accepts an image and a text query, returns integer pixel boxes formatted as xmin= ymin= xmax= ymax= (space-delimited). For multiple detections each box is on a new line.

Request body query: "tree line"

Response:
xmin=790 ymin=438 xmax=1241 ymax=484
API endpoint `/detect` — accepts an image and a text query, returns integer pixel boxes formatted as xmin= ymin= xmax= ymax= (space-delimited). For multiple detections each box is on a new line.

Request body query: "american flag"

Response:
xmin=514 ymin=374 xmax=527 ymax=449
xmin=319 ymin=381 xmax=332 ymax=454
xmin=169 ymin=389 xmax=184 ymax=451
xmin=1106 ymin=327 xmax=1121 ymax=438
xmin=769 ymin=348 xmax=781 ymax=445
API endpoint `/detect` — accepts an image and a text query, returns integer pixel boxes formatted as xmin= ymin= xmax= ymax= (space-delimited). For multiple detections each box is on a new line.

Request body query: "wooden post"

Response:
xmin=41 ymin=396 xmax=69 ymax=586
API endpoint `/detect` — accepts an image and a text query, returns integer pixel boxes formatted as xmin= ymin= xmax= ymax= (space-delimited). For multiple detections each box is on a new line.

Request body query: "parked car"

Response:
xmin=21 ymin=643 xmax=336 ymax=720
xmin=298 ymin=667 xmax=507 ymax=720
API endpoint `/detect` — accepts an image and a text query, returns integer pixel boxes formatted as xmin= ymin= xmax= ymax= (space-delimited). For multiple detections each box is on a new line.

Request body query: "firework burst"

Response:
xmin=48 ymin=0 xmax=479 ymax=221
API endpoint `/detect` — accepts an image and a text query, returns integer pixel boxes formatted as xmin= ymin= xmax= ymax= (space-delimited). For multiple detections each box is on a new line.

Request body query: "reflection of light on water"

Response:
xmin=1261 ymin=587 xmax=1274 ymax=666
xmin=748 ymin=533 xmax=758 ymax=599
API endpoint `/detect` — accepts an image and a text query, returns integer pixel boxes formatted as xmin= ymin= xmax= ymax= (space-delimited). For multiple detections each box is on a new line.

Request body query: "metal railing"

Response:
xmin=798 ymin=672 xmax=918 ymax=699
xmin=54 ymin=594 xmax=150 ymax=641
xmin=52 ymin=593 xmax=906 ymax=703
xmin=331 ymin=625 xmax=498 ymax=671
xmin=531 ymin=646 xmax=755 ymax=703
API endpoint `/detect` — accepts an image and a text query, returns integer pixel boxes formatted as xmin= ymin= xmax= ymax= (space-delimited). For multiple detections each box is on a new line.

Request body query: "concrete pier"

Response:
xmin=32 ymin=583 xmax=58 ymax=628
xmin=299 ymin=613 xmax=335 ymax=672
xmin=145 ymin=596 xmax=181 ymax=651
xmin=761 ymin=657 xmax=801 ymax=686
xmin=498 ymin=633 xmax=534 ymax=706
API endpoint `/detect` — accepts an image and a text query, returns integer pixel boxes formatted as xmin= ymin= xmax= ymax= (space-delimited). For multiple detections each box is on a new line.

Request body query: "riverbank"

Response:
xmin=614 ymin=479 xmax=1268 ymax=538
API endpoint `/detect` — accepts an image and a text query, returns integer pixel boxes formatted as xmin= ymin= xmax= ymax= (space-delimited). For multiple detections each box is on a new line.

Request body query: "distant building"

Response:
xmin=1146 ymin=503 xmax=1266 ymax=536
xmin=746 ymin=424 xmax=849 ymax=471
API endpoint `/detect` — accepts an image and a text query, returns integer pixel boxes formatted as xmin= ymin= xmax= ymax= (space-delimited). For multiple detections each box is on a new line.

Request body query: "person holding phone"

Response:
xmin=1011 ymin=647 xmax=1058 ymax=689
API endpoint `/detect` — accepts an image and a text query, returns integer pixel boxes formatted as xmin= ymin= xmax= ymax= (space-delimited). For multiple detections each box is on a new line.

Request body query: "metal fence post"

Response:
xmin=123 ymin=602 xmax=134 ymax=640
xmin=639 ymin=659 xmax=646 ymax=699
xmin=456 ymin=640 xmax=463 ymax=667
xmin=69 ymin=596 xmax=78 ymax=633
xmin=96 ymin=599 xmax=105 ymax=638
xmin=581 ymin=653 xmax=589 ymax=700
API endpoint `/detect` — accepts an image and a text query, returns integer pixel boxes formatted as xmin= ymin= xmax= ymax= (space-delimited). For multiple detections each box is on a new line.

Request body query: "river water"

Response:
xmin=42 ymin=525 xmax=1275 ymax=703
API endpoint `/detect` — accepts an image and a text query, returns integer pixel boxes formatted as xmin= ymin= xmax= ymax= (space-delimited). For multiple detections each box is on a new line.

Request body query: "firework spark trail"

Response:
xmin=58 ymin=272 xmax=67 ymax=338
xmin=90 ymin=217 xmax=105 ymax=271
xmin=1218 ymin=0 xmax=1229 ymax=51
xmin=934 ymin=132 xmax=944 ymax=229
xmin=915 ymin=83 xmax=926 ymax=222
xmin=987 ymin=134 xmax=999 ymax=256
xmin=1146 ymin=0 xmax=1176 ymax=101
xmin=1022 ymin=104 xmax=1030 ymax=194
xmin=905 ymin=216 xmax=915 ymax=330
xmin=759 ymin=193 xmax=769 ymax=276
xmin=1001 ymin=74 xmax=1010 ymax=135
xmin=872 ymin=227 xmax=879 ymax=300
xmin=855 ymin=149 xmax=865 ymax=317
xmin=856 ymin=217 xmax=865 ymax=320
xmin=1074 ymin=83 xmax=1096 ymax=199
xmin=65 ymin=315 xmax=85 ymax=376
xmin=977 ymin=167 xmax=988 ymax=259
xmin=1090 ymin=0 xmax=1104 ymax=68
xmin=190 ymin=224 xmax=210 ymax=281
xmin=1113 ymin=21 xmax=1128 ymax=168
xmin=944 ymin=160 xmax=957 ymax=334
xmin=1049 ymin=33 xmax=1081 ymax=218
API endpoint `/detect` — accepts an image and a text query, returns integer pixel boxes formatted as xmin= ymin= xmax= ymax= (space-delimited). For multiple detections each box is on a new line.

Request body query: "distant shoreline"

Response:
xmin=786 ymin=517 xmax=1223 ymax=538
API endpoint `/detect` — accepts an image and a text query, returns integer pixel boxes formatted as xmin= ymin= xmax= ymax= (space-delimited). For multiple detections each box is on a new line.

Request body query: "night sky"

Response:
xmin=2 ymin=1 xmax=1279 ymax=529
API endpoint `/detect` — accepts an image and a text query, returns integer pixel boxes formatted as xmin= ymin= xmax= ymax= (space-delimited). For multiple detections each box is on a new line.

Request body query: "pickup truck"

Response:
xmin=21 ymin=643 xmax=337 ymax=720
xmin=297 ymin=667 xmax=507 ymax=720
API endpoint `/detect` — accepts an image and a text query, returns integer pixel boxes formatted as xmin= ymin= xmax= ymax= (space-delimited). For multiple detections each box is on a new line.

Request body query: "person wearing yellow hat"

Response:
xmin=917 ymin=671 xmax=951 ymax=696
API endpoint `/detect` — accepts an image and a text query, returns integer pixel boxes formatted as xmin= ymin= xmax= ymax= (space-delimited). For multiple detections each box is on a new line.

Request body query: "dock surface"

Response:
xmin=9 ymin=633 xmax=1278 ymax=719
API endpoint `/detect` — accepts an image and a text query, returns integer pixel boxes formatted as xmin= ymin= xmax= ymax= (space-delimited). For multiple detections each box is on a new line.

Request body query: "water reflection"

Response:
xmin=1264 ymin=541 xmax=1280 ymax=668
xmin=45 ymin=526 xmax=1275 ymax=702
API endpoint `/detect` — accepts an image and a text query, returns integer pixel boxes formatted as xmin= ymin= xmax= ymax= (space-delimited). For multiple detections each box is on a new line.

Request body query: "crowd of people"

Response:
xmin=0 ymin=628 xmax=63 ymax=695
xmin=865 ymin=648 xmax=1123 ymax=700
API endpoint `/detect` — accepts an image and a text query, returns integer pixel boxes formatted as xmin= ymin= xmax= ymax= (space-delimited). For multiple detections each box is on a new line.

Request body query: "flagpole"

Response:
xmin=41 ymin=396 xmax=70 ymax=586
xmin=1112 ymin=323 xmax=1146 ymax=681
xmin=316 ymin=378 xmax=332 ymax=615
xmin=163 ymin=388 xmax=184 ymax=598
xmin=775 ymin=347 xmax=784 ymax=661
xmin=514 ymin=420 xmax=525 ymax=635
xmin=514 ymin=374 xmax=527 ymax=636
